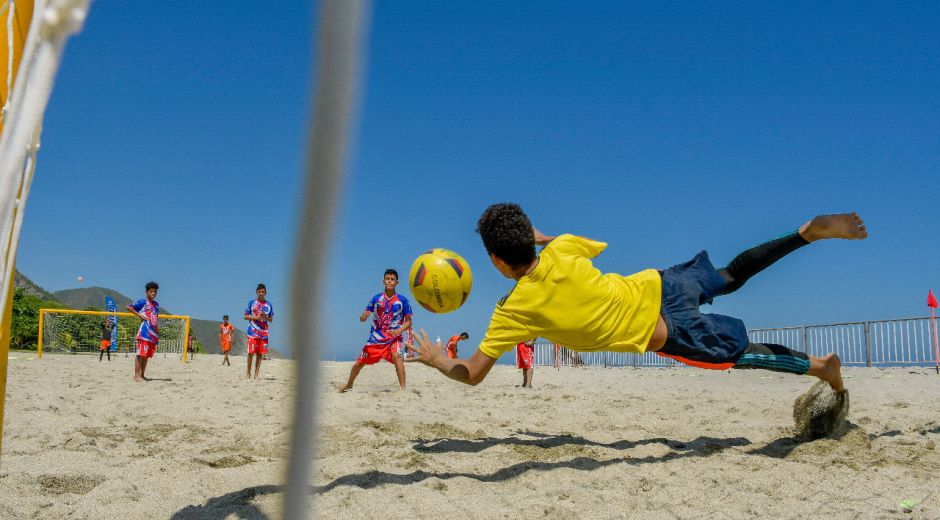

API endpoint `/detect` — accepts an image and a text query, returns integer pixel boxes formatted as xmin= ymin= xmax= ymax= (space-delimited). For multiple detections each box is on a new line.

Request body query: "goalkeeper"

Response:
xmin=98 ymin=318 xmax=112 ymax=362
xmin=407 ymin=203 xmax=866 ymax=394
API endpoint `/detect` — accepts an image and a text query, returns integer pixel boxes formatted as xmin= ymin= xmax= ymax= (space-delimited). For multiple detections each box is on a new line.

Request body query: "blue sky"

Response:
xmin=16 ymin=1 xmax=940 ymax=361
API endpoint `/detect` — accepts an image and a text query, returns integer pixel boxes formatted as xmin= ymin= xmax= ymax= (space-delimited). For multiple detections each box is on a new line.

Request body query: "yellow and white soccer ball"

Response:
xmin=408 ymin=248 xmax=473 ymax=313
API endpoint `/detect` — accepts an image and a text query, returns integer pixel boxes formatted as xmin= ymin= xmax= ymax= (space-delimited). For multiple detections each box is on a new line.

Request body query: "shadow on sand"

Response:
xmin=173 ymin=425 xmax=887 ymax=518
xmin=316 ymin=432 xmax=751 ymax=494
xmin=170 ymin=484 xmax=284 ymax=520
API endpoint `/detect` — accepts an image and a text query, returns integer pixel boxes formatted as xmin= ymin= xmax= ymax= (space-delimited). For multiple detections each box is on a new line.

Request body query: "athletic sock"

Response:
xmin=718 ymin=231 xmax=808 ymax=295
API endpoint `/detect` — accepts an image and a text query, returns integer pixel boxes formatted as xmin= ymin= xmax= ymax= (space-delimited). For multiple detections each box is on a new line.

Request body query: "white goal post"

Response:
xmin=1 ymin=0 xmax=90 ymax=459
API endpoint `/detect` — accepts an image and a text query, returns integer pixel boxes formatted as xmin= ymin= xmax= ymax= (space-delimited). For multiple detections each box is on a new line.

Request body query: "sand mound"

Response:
xmin=793 ymin=380 xmax=850 ymax=440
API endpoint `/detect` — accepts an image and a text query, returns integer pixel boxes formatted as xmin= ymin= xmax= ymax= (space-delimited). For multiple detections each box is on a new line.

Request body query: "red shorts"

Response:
xmin=99 ymin=339 xmax=111 ymax=351
xmin=516 ymin=343 xmax=534 ymax=369
xmin=136 ymin=339 xmax=156 ymax=358
xmin=247 ymin=337 xmax=268 ymax=355
xmin=221 ymin=341 xmax=231 ymax=353
xmin=356 ymin=338 xmax=402 ymax=365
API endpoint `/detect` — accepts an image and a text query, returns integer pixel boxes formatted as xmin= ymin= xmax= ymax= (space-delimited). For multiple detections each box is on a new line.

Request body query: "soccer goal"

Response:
xmin=37 ymin=308 xmax=191 ymax=360
xmin=1 ymin=0 xmax=91 ymax=457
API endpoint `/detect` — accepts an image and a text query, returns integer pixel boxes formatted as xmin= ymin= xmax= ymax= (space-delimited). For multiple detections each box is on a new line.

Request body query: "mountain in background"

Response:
xmin=14 ymin=271 xmax=57 ymax=301
xmin=53 ymin=286 xmax=174 ymax=314
xmin=15 ymin=270 xmax=280 ymax=358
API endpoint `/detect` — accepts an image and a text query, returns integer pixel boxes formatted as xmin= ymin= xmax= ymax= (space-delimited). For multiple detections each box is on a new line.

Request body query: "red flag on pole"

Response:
xmin=930 ymin=291 xmax=940 ymax=374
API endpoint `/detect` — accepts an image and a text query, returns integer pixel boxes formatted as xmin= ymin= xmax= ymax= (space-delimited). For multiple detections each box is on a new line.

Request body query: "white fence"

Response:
xmin=749 ymin=317 xmax=937 ymax=367
xmin=535 ymin=316 xmax=939 ymax=368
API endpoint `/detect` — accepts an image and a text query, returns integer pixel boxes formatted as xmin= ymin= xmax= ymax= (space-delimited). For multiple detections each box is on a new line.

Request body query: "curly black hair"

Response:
xmin=476 ymin=203 xmax=535 ymax=268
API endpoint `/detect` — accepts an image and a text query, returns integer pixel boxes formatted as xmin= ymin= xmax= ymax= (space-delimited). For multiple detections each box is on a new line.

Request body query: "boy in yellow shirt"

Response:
xmin=407 ymin=203 xmax=866 ymax=393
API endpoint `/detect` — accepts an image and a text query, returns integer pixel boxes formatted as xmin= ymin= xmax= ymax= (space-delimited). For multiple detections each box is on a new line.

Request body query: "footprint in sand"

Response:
xmin=194 ymin=454 xmax=254 ymax=468
xmin=37 ymin=473 xmax=105 ymax=495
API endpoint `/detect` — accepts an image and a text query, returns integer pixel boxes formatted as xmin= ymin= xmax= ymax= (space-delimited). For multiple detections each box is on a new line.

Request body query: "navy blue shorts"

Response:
xmin=657 ymin=251 xmax=750 ymax=368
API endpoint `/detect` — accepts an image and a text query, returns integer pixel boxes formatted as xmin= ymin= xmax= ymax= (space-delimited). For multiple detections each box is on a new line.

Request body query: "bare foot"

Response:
xmin=819 ymin=353 xmax=844 ymax=393
xmin=799 ymin=213 xmax=868 ymax=242
xmin=134 ymin=376 xmax=143 ymax=382
xmin=331 ymin=382 xmax=352 ymax=393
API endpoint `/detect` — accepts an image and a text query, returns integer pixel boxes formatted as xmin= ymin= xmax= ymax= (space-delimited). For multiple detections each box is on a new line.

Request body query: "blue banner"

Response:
xmin=105 ymin=296 xmax=119 ymax=352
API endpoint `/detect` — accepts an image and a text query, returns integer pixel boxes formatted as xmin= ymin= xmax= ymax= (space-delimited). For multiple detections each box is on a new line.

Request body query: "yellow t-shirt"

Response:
xmin=478 ymin=234 xmax=662 ymax=359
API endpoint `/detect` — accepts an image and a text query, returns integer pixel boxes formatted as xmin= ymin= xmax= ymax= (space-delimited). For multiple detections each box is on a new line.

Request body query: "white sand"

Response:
xmin=2 ymin=353 xmax=939 ymax=519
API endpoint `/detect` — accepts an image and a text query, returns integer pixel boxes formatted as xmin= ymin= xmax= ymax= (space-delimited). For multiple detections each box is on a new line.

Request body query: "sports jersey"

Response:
xmin=130 ymin=298 xmax=159 ymax=343
xmin=478 ymin=234 xmax=662 ymax=359
xmin=364 ymin=292 xmax=412 ymax=346
xmin=101 ymin=322 xmax=112 ymax=341
xmin=245 ymin=299 xmax=274 ymax=339
xmin=219 ymin=323 xmax=234 ymax=345
xmin=445 ymin=335 xmax=461 ymax=358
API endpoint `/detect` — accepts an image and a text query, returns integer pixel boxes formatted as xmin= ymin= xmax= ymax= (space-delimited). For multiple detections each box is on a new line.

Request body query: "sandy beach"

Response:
xmin=2 ymin=353 xmax=939 ymax=519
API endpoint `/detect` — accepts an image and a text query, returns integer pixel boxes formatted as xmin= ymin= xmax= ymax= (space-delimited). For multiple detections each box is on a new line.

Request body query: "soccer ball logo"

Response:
xmin=409 ymin=248 xmax=473 ymax=314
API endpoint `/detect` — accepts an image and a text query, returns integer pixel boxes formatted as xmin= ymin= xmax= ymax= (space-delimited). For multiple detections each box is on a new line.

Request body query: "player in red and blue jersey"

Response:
xmin=244 ymin=283 xmax=274 ymax=380
xmin=127 ymin=281 xmax=160 ymax=382
xmin=335 ymin=268 xmax=412 ymax=392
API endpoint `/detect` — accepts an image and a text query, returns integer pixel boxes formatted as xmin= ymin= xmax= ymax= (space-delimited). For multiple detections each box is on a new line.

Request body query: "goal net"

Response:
xmin=38 ymin=309 xmax=191 ymax=358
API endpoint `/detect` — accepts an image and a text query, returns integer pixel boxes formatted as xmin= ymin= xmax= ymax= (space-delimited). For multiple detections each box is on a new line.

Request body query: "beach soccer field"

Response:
xmin=1 ymin=354 xmax=939 ymax=518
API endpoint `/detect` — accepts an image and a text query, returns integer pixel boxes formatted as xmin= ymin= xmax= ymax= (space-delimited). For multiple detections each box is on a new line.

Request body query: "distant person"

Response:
xmin=127 ymin=281 xmax=159 ymax=382
xmin=401 ymin=329 xmax=417 ymax=359
xmin=99 ymin=318 xmax=112 ymax=362
xmin=218 ymin=315 xmax=234 ymax=366
xmin=445 ymin=332 xmax=470 ymax=359
xmin=553 ymin=342 xmax=561 ymax=370
xmin=516 ymin=338 xmax=535 ymax=388
xmin=334 ymin=269 xmax=412 ymax=392
xmin=406 ymin=204 xmax=865 ymax=396
xmin=244 ymin=283 xmax=274 ymax=380
xmin=187 ymin=331 xmax=196 ymax=360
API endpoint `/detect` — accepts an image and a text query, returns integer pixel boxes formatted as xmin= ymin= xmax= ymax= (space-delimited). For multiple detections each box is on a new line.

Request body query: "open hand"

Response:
xmin=404 ymin=330 xmax=442 ymax=367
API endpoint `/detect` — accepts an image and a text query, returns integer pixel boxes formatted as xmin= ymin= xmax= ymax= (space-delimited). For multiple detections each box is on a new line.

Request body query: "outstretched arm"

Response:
xmin=533 ymin=227 xmax=555 ymax=246
xmin=406 ymin=330 xmax=496 ymax=385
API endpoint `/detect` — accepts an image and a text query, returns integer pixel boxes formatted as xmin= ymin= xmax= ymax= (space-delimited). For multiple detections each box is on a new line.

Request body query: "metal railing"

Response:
xmin=533 ymin=342 xmax=681 ymax=368
xmin=750 ymin=316 xmax=938 ymax=367
xmin=535 ymin=316 xmax=939 ymax=368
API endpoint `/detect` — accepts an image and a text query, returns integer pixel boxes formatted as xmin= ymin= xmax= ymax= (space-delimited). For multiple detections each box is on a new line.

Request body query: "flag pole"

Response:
xmin=932 ymin=307 xmax=939 ymax=375
xmin=929 ymin=291 xmax=940 ymax=375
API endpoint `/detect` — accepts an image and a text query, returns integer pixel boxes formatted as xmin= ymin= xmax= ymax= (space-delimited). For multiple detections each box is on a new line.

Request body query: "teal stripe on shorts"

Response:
xmin=736 ymin=353 xmax=809 ymax=374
